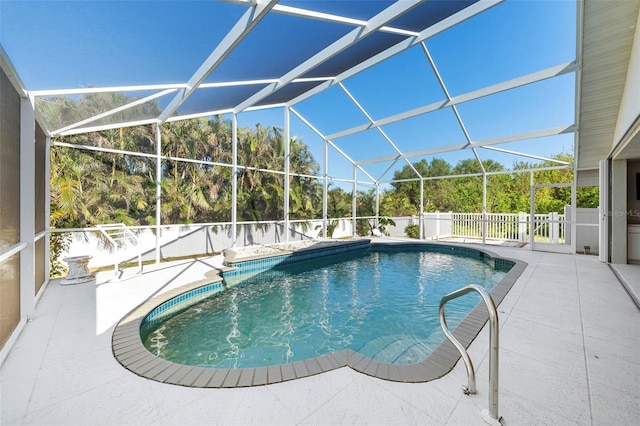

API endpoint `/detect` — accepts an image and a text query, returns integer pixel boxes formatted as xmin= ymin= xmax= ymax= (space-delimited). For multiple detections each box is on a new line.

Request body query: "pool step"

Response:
xmin=358 ymin=334 xmax=437 ymax=364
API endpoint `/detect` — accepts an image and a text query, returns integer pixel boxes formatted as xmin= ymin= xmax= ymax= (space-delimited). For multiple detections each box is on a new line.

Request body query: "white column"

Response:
xmin=420 ymin=178 xmax=424 ymax=239
xmin=610 ymin=160 xmax=627 ymax=263
xmin=598 ymin=159 xmax=609 ymax=262
xmin=323 ymin=140 xmax=328 ymax=238
xmin=375 ymin=183 xmax=380 ymax=230
xmin=284 ymin=108 xmax=291 ymax=244
xmin=570 ymin=180 xmax=577 ymax=254
xmin=155 ymin=123 xmax=162 ymax=263
xmin=529 ymin=171 xmax=534 ymax=250
xmin=232 ymin=114 xmax=238 ymax=248
xmin=20 ymin=98 xmax=35 ymax=319
xmin=352 ymin=166 xmax=357 ymax=238
xmin=44 ymin=136 xmax=51 ymax=280
xmin=482 ymin=174 xmax=487 ymax=245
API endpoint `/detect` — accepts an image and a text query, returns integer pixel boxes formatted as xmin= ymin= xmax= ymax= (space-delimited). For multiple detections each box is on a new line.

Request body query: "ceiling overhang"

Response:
xmin=576 ymin=0 xmax=640 ymax=171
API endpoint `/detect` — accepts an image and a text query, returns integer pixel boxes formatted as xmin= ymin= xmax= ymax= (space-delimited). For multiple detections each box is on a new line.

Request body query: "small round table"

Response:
xmin=61 ymin=255 xmax=95 ymax=285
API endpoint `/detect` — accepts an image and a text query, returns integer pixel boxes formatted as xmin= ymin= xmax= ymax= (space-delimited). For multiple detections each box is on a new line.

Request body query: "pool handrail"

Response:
xmin=97 ymin=223 xmax=143 ymax=280
xmin=439 ymin=284 xmax=502 ymax=426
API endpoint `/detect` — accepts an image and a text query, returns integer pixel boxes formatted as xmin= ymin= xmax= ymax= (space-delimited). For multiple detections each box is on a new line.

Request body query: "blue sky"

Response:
xmin=0 ymin=0 xmax=577 ymax=186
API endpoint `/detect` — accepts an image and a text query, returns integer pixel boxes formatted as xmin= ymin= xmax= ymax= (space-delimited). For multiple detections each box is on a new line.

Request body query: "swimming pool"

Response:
xmin=112 ymin=241 xmax=526 ymax=387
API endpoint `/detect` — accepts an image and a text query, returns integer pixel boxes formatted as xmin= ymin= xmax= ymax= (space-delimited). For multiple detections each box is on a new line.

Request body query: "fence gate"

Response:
xmin=530 ymin=183 xmax=575 ymax=254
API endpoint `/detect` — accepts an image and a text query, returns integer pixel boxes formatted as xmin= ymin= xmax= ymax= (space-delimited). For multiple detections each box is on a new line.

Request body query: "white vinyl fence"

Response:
xmin=388 ymin=212 xmax=565 ymax=242
xmin=386 ymin=208 xmax=598 ymax=250
xmin=450 ymin=212 xmax=567 ymax=243
xmin=57 ymin=208 xmax=599 ymax=270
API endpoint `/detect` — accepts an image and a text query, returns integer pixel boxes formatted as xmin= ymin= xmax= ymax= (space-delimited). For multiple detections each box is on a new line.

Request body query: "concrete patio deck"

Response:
xmin=1 ymin=243 xmax=638 ymax=425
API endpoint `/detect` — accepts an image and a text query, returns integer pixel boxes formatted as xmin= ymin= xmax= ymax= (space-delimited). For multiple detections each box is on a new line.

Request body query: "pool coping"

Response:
xmin=112 ymin=240 xmax=527 ymax=388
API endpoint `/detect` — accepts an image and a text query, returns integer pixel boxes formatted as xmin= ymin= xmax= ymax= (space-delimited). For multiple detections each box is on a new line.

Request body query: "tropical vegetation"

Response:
xmin=47 ymin=93 xmax=598 ymax=270
xmin=50 ymin=123 xmax=597 ymax=232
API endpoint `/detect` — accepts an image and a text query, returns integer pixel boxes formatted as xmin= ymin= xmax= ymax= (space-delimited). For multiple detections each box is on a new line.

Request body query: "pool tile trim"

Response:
xmin=112 ymin=240 xmax=526 ymax=388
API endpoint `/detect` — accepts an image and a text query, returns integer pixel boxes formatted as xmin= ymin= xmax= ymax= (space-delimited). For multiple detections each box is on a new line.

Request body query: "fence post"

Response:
xmin=436 ymin=211 xmax=440 ymax=240
xmin=482 ymin=210 xmax=487 ymax=245
xmin=564 ymin=205 xmax=571 ymax=245
xmin=518 ymin=212 xmax=527 ymax=242
xmin=550 ymin=212 xmax=559 ymax=244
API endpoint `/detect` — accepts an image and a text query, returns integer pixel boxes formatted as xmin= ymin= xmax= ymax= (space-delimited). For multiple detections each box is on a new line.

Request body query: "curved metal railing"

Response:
xmin=97 ymin=223 xmax=143 ymax=280
xmin=439 ymin=284 xmax=502 ymax=426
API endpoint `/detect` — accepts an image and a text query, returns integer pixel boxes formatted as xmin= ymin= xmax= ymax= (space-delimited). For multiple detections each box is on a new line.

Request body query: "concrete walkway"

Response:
xmin=1 ymin=245 xmax=638 ymax=425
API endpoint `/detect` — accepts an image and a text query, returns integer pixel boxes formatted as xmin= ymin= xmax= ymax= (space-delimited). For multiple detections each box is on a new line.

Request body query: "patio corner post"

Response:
xmin=45 ymin=135 xmax=52 ymax=281
xmin=570 ymin=176 xmax=577 ymax=255
xmin=572 ymin=0 xmax=584 ymax=257
xmin=155 ymin=123 xmax=162 ymax=264
xmin=20 ymin=97 xmax=36 ymax=319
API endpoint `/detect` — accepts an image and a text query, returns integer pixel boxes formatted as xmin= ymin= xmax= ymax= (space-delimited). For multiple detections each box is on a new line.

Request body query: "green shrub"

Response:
xmin=50 ymin=232 xmax=72 ymax=277
xmin=405 ymin=224 xmax=420 ymax=239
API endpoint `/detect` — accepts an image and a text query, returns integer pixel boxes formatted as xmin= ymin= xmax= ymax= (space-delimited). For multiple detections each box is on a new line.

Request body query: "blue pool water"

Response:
xmin=140 ymin=246 xmax=508 ymax=369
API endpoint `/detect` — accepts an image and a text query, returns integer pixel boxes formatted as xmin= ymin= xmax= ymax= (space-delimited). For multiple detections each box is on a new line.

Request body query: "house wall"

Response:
xmin=611 ymin=13 xmax=640 ymax=264
xmin=574 ymin=208 xmax=600 ymax=254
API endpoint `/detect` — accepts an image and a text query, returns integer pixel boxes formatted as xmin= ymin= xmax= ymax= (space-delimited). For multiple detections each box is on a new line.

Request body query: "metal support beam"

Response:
xmin=529 ymin=170 xmax=534 ymax=251
xmin=288 ymin=0 xmax=505 ymax=108
xmin=570 ymin=178 xmax=577 ymax=255
xmin=482 ymin=174 xmax=487 ymax=246
xmin=323 ymin=140 xmax=328 ymax=238
xmin=327 ymin=140 xmax=376 ymax=183
xmin=156 ymin=122 xmax=162 ymax=263
xmin=480 ymin=145 xmax=571 ymax=165
xmin=270 ymin=3 xmax=420 ymax=37
xmin=289 ymin=107 xmax=376 ymax=184
xmin=325 ymin=62 xmax=576 ymax=142
xmin=284 ymin=108 xmax=291 ymax=243
xmin=159 ymin=0 xmax=278 ymax=122
xmin=338 ymin=82 xmax=421 ymax=179
xmin=375 ymin=183 xmax=380 ymax=230
xmin=421 ymin=42 xmax=486 ymax=175
xmin=20 ymin=98 xmax=36 ymax=319
xmin=44 ymin=136 xmax=51 ymax=280
xmin=571 ymin=0 xmax=584 ymax=258
xmin=53 ymin=89 xmax=178 ymax=136
xmin=377 ymin=159 xmax=401 ymax=183
xmin=352 ymin=166 xmax=358 ymax=238
xmin=356 ymin=125 xmax=574 ymax=166
xmin=232 ymin=114 xmax=239 ymax=248
xmin=155 ymin=123 xmax=162 ymax=263
xmin=420 ymin=178 xmax=424 ymax=239
xmin=234 ymin=0 xmax=425 ymax=112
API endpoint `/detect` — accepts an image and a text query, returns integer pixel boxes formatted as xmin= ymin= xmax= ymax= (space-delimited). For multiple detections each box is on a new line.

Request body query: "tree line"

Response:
xmin=51 ymin=117 xmax=597 ymax=234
